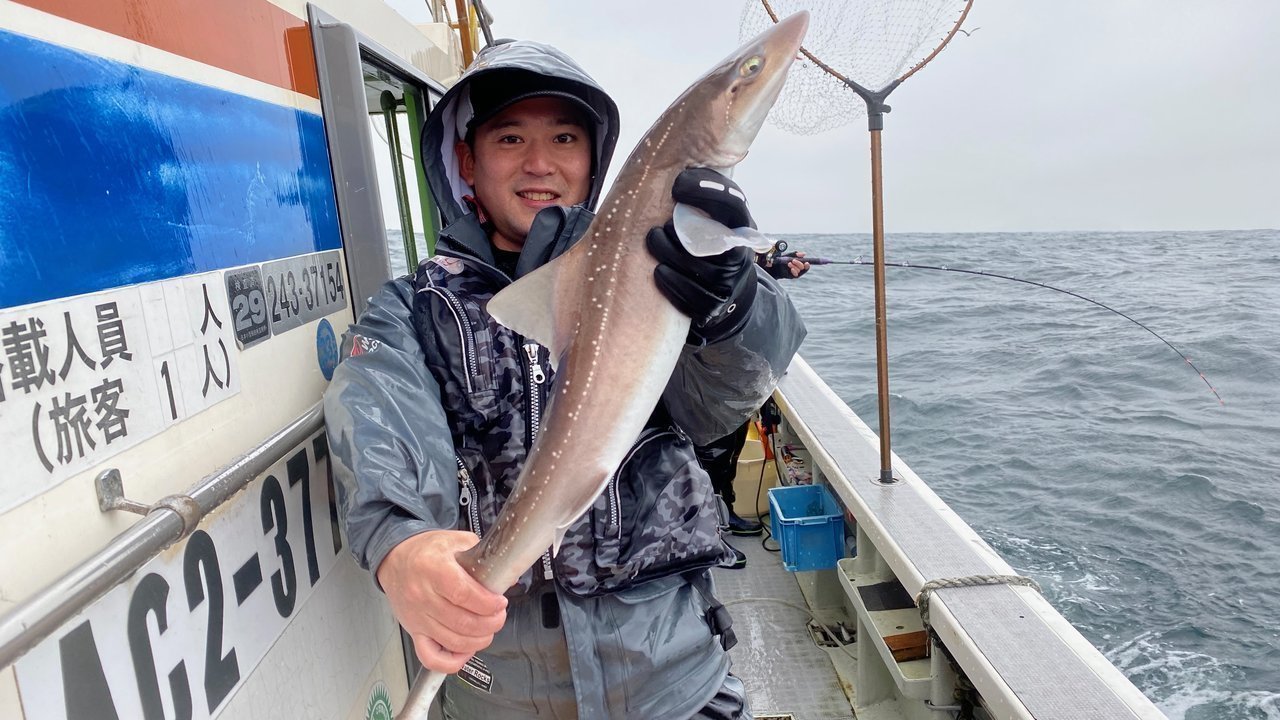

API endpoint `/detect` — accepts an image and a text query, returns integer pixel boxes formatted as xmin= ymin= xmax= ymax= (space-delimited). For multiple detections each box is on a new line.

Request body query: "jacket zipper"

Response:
xmin=523 ymin=342 xmax=546 ymax=444
xmin=456 ymin=457 xmax=482 ymax=538
xmin=428 ymin=254 xmax=555 ymax=582
xmin=521 ymin=341 xmax=554 ymax=580
xmin=422 ymin=286 xmax=478 ymax=394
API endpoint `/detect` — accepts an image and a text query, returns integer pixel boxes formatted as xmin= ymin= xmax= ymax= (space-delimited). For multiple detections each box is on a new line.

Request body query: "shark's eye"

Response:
xmin=739 ymin=55 xmax=764 ymax=77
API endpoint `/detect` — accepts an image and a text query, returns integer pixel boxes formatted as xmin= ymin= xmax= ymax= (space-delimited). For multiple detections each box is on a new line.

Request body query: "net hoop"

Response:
xmin=746 ymin=0 xmax=975 ymax=133
xmin=760 ymin=0 xmax=973 ymax=90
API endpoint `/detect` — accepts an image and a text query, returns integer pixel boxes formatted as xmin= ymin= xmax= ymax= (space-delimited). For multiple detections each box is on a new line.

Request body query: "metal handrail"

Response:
xmin=0 ymin=403 xmax=326 ymax=670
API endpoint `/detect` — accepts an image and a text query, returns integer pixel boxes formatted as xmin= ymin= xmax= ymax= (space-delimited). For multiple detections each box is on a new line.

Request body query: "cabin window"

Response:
xmin=362 ymin=59 xmax=442 ymax=276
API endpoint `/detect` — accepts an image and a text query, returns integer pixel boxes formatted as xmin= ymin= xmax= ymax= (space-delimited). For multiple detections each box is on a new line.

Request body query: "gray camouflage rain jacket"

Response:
xmin=324 ymin=40 xmax=806 ymax=719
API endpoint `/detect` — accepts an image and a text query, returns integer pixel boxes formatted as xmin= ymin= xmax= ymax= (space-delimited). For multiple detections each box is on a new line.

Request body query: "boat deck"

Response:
xmin=713 ymin=534 xmax=856 ymax=720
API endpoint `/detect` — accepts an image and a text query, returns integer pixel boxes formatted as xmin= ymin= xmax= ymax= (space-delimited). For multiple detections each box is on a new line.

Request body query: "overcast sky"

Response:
xmin=386 ymin=1 xmax=1280 ymax=234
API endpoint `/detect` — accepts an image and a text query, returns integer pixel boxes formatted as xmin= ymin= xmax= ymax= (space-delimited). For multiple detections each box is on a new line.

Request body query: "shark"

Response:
xmin=403 ymin=10 xmax=808 ymax=714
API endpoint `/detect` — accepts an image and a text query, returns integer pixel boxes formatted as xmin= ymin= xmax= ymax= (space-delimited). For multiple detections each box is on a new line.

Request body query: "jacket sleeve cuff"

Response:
xmin=366 ymin=517 xmax=434 ymax=592
xmin=664 ymin=269 xmax=806 ymax=444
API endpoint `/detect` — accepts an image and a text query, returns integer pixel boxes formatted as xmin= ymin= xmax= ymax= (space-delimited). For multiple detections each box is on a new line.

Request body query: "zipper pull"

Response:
xmin=460 ymin=476 xmax=481 ymax=532
xmin=670 ymin=423 xmax=691 ymax=444
xmin=524 ymin=342 xmax=546 ymax=385
xmin=542 ymin=550 xmax=554 ymax=580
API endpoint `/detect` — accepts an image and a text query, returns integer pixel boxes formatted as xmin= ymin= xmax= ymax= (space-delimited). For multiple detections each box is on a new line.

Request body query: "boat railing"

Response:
xmin=773 ymin=356 xmax=1167 ymax=718
xmin=0 ymin=404 xmax=325 ymax=671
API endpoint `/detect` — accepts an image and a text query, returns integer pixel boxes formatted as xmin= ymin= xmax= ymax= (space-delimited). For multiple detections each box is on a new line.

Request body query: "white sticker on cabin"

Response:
xmin=261 ymin=250 xmax=348 ymax=336
xmin=0 ymin=272 xmax=240 ymax=513
xmin=13 ymin=433 xmax=343 ymax=720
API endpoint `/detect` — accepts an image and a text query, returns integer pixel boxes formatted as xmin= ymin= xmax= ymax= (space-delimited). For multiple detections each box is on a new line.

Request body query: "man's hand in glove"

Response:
xmin=647 ymin=168 xmax=760 ymax=344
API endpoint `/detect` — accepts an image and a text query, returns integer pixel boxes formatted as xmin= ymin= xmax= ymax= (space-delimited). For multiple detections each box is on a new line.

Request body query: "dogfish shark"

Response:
xmin=404 ymin=11 xmax=809 ymax=714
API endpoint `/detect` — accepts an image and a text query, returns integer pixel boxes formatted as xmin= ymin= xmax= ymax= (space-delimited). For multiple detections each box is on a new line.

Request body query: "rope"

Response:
xmin=916 ymin=574 xmax=1043 ymax=630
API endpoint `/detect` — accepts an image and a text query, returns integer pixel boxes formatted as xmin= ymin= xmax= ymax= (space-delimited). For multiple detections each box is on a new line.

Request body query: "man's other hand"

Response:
xmin=764 ymin=251 xmax=810 ymax=279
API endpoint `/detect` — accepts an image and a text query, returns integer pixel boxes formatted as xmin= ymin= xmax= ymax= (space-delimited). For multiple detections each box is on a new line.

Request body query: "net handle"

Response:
xmin=755 ymin=0 xmax=974 ymax=482
xmin=758 ymin=0 xmax=975 ymax=89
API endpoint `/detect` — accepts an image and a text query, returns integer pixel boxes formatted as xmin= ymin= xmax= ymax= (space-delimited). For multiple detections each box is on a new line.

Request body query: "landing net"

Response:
xmin=739 ymin=0 xmax=972 ymax=133
xmin=741 ymin=0 xmax=974 ymax=482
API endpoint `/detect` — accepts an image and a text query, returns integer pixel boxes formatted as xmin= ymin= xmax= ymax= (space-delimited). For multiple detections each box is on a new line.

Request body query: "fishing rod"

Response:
xmin=774 ymin=252 xmax=1225 ymax=405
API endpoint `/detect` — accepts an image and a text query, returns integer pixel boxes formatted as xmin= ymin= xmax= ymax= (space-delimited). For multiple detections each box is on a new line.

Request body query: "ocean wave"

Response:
xmin=1108 ymin=631 xmax=1280 ymax=720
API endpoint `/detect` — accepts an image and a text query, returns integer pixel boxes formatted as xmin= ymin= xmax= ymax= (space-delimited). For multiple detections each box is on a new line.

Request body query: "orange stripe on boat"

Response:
xmin=14 ymin=0 xmax=320 ymax=99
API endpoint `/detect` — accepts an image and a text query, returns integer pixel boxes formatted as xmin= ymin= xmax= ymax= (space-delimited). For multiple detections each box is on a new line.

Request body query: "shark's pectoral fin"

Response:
xmin=487 ymin=249 xmax=583 ymax=371
xmin=672 ymin=202 xmax=776 ymax=257
xmin=551 ymin=520 xmax=574 ymax=557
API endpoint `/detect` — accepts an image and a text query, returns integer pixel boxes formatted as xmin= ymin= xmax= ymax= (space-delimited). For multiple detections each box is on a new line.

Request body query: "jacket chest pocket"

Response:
xmin=418 ymin=286 xmax=500 ymax=417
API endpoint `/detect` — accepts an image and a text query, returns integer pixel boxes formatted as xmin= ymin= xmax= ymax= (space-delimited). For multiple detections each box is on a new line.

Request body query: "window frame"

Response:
xmin=309 ymin=5 xmax=447 ymax=317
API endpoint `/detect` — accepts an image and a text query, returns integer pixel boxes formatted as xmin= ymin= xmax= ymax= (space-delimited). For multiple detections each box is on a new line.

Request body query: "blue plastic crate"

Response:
xmin=768 ymin=484 xmax=844 ymax=572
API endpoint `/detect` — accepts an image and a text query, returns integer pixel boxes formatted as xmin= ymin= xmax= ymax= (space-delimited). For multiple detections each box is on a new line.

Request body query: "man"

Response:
xmin=325 ymin=39 xmax=805 ymax=719
xmin=696 ymin=249 xmax=810 ymax=570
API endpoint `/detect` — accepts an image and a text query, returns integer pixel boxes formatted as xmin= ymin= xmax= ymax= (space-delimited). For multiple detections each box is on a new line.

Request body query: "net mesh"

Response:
xmin=739 ymin=0 xmax=971 ymax=134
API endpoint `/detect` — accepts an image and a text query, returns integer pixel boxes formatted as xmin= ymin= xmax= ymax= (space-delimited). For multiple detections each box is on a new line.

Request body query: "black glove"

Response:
xmin=647 ymin=168 xmax=759 ymax=344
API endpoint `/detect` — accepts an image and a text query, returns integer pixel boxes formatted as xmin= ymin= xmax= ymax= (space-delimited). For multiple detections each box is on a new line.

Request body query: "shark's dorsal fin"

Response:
xmin=487 ymin=243 xmax=585 ymax=371
xmin=672 ymin=202 xmax=776 ymax=256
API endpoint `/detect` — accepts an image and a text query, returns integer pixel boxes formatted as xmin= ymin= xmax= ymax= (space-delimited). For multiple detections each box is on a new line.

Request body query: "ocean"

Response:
xmin=779 ymin=229 xmax=1280 ymax=719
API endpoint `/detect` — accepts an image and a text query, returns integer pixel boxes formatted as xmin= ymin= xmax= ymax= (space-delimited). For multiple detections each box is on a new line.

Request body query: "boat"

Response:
xmin=0 ymin=1 xmax=1170 ymax=718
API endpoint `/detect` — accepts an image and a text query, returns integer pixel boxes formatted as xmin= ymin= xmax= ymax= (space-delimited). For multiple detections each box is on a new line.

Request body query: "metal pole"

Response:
xmin=453 ymin=0 xmax=474 ymax=66
xmin=869 ymin=129 xmax=894 ymax=483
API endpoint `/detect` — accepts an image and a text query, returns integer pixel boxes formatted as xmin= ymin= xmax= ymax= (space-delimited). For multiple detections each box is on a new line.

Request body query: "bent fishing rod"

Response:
xmin=774 ymin=251 xmax=1224 ymax=405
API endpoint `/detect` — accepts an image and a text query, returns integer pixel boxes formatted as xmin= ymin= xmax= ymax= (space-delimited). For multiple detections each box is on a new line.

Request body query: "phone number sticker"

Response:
xmin=261 ymin=251 xmax=347 ymax=337
xmin=14 ymin=433 xmax=345 ymax=720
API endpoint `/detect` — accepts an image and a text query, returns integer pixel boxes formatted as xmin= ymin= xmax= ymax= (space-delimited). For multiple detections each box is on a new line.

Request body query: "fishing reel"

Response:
xmin=761 ymin=239 xmax=793 ymax=265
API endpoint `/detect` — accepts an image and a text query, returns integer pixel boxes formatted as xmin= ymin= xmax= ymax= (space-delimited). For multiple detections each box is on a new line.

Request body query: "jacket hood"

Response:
xmin=421 ymin=40 xmax=621 ymax=232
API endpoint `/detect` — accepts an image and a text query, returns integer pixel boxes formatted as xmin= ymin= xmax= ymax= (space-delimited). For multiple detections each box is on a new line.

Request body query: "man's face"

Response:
xmin=456 ymin=96 xmax=593 ymax=252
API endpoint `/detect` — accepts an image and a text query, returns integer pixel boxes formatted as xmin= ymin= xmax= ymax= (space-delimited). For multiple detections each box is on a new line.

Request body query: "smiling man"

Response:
xmin=457 ymin=91 xmax=593 ymax=255
xmin=324 ymin=39 xmax=806 ymax=719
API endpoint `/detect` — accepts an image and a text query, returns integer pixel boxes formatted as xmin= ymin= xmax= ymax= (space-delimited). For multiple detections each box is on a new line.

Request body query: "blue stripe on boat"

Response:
xmin=0 ymin=30 xmax=342 ymax=310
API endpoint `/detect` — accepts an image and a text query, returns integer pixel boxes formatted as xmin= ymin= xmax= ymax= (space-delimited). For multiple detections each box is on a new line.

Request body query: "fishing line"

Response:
xmin=778 ymin=253 xmax=1225 ymax=405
